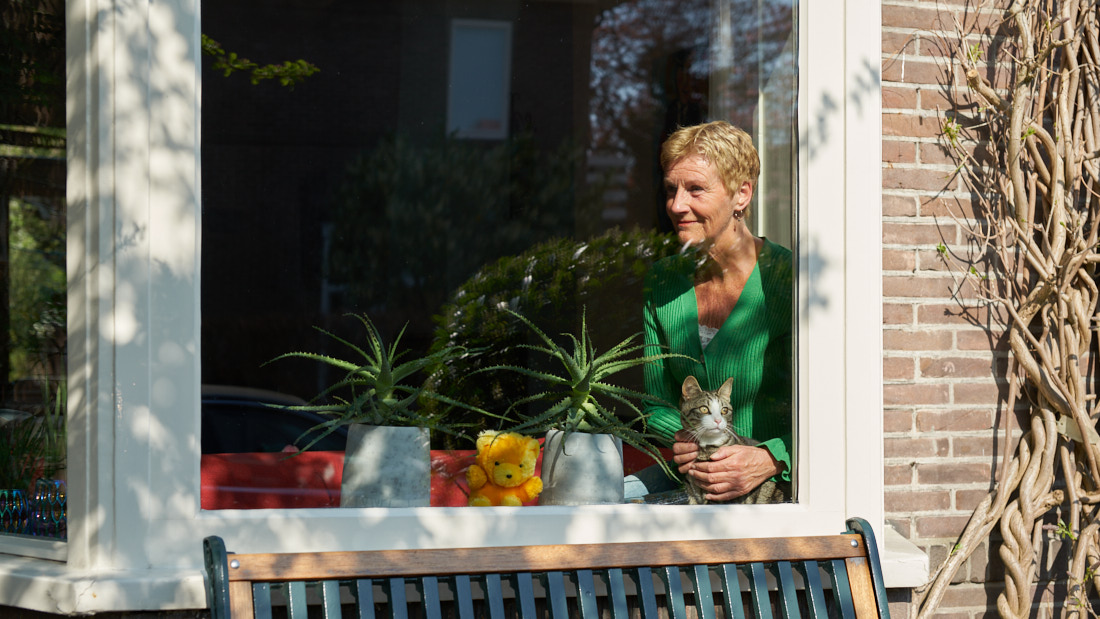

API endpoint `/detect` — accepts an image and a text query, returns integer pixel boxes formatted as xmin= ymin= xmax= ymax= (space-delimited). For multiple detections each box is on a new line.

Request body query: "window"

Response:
xmin=198 ymin=0 xmax=801 ymax=511
xmin=0 ymin=0 xmax=881 ymax=613
xmin=0 ymin=0 xmax=67 ymax=549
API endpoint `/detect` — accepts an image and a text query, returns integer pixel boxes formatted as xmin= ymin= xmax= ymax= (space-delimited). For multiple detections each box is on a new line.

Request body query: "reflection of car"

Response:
xmin=200 ymin=385 xmax=347 ymax=455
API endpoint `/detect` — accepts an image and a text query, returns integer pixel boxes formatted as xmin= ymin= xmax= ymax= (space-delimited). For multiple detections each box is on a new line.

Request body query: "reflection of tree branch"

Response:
xmin=201 ymin=35 xmax=319 ymax=88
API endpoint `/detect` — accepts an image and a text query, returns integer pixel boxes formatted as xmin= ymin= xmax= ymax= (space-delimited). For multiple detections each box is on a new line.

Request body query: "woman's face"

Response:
xmin=663 ymin=154 xmax=751 ymax=248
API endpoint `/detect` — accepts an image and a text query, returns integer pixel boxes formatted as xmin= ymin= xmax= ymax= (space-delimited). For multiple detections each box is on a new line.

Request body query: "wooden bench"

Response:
xmin=203 ymin=516 xmax=890 ymax=618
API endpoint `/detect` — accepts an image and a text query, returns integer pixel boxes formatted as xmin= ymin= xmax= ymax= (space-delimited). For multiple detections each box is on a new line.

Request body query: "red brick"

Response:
xmin=937 ymin=581 xmax=1003 ymax=609
xmin=917 ymin=302 xmax=1006 ymax=325
xmin=917 ymin=408 xmax=994 ymax=432
xmin=885 ymin=436 xmax=949 ymax=458
xmin=885 ymin=489 xmax=952 ymax=512
xmin=882 ymin=4 xmax=956 ymax=31
xmin=883 ymin=248 xmax=916 ymax=271
xmin=953 ymin=436 xmax=1002 ymax=458
xmin=916 ymin=514 xmax=973 ymax=538
xmin=921 ymin=140 xmax=997 ymax=168
xmin=917 ymin=461 xmax=992 ymax=485
xmin=886 ymin=464 xmax=915 ymax=485
xmin=882 ymin=30 xmax=919 ymax=57
xmin=884 ymin=275 xmax=962 ymax=298
xmin=883 ymin=194 xmax=918 ymax=217
xmin=882 ymin=85 xmax=919 ymax=110
xmin=956 ymin=488 xmax=993 ymax=511
xmin=919 ymin=355 xmax=996 ymax=379
xmin=957 ymin=329 xmax=1007 ymax=351
xmin=883 ymin=166 xmax=959 ymax=192
xmin=883 ymin=141 xmax=917 ymax=164
xmin=883 ymin=112 xmax=952 ymax=139
xmin=884 ymin=356 xmax=915 ymax=381
xmin=884 ymin=409 xmax=914 ymax=432
xmin=883 ymin=222 xmax=953 ymax=245
xmin=919 ymin=195 xmax=978 ymax=219
xmin=883 ymin=303 xmax=914 ymax=325
xmin=884 ymin=382 xmax=951 ymax=406
xmin=882 ymin=57 xmax=954 ymax=87
xmin=884 ymin=328 xmax=953 ymax=351
xmin=955 ymin=381 xmax=1008 ymax=404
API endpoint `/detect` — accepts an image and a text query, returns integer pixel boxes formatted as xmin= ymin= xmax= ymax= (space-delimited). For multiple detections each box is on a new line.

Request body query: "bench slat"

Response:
xmin=353 ymin=579 xmax=375 ymax=619
xmin=690 ymin=565 xmax=717 ymax=619
xmin=605 ymin=568 xmax=630 ymax=619
xmin=826 ymin=559 xmax=857 ymax=619
xmin=632 ymin=566 xmax=660 ymax=619
xmin=513 ymin=571 xmax=539 ymax=619
xmin=719 ymin=564 xmax=746 ymax=619
xmin=222 ymin=536 xmax=865 ymax=582
xmin=385 ymin=577 xmax=407 ymax=619
xmin=484 ymin=573 xmax=506 ymax=619
xmin=418 ymin=576 xmax=442 ymax=619
xmin=772 ymin=561 xmax=800 ymax=618
xmin=247 ymin=582 xmax=268 ymax=619
xmin=544 ymin=570 xmax=569 ymax=618
xmin=746 ymin=563 xmax=774 ymax=619
xmin=576 ymin=569 xmax=599 ymax=618
xmin=798 ymin=560 xmax=828 ymax=618
xmin=660 ymin=565 xmax=688 ymax=619
xmin=452 ymin=574 xmax=475 ymax=619
xmin=319 ymin=580 xmax=341 ymax=619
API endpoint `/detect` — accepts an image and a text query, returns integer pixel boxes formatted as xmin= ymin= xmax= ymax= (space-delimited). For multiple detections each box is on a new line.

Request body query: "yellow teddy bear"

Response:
xmin=466 ymin=430 xmax=543 ymax=506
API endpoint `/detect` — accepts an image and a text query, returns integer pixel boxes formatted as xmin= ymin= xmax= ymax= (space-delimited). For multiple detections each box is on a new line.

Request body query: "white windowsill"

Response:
xmin=881 ymin=524 xmax=930 ymax=589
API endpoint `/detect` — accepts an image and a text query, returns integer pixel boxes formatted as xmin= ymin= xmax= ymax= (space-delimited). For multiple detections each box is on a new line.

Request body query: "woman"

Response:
xmin=635 ymin=121 xmax=792 ymax=502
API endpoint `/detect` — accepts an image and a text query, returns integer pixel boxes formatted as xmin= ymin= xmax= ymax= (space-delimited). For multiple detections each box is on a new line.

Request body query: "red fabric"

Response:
xmin=201 ymin=446 xmax=670 ymax=510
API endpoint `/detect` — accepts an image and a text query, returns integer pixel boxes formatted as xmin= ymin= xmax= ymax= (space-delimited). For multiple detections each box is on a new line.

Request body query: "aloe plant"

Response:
xmin=484 ymin=308 xmax=694 ymax=474
xmin=266 ymin=313 xmax=490 ymax=451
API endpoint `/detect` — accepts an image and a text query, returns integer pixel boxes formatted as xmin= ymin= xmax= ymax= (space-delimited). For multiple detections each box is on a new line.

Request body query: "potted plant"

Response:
xmin=484 ymin=308 xmax=690 ymax=505
xmin=268 ymin=313 xmax=489 ymax=508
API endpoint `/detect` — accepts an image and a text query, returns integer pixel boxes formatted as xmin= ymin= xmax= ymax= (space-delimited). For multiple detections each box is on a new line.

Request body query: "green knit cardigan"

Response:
xmin=642 ymin=238 xmax=793 ymax=481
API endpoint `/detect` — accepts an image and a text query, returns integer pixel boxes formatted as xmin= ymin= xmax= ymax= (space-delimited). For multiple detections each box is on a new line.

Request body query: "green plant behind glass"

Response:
xmin=0 ymin=381 xmax=65 ymax=492
xmin=481 ymin=308 xmax=692 ymax=476
xmin=266 ymin=313 xmax=492 ymax=451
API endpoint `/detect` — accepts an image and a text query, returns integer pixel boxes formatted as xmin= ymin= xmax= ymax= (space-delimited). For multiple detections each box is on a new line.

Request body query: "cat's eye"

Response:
xmin=699 ymin=407 xmax=709 ymax=414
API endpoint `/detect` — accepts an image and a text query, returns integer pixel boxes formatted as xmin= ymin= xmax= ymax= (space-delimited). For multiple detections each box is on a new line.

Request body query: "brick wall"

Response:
xmin=881 ymin=0 xmax=1022 ymax=616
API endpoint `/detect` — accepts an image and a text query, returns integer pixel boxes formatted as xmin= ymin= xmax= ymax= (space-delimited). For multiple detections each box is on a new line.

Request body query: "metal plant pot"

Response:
xmin=341 ymin=425 xmax=430 ymax=508
xmin=539 ymin=430 xmax=624 ymax=505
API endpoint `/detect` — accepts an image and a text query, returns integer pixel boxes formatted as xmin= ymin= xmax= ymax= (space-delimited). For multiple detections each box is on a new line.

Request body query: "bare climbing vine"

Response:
xmin=915 ymin=0 xmax=1100 ymax=616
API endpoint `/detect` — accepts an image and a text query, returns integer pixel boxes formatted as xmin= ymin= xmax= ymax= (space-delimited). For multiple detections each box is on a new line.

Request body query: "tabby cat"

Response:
xmin=679 ymin=375 xmax=789 ymax=505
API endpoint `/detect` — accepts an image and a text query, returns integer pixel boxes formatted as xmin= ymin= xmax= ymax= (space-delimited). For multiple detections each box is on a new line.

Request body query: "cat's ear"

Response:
xmin=718 ymin=377 xmax=734 ymax=400
xmin=681 ymin=375 xmax=703 ymax=399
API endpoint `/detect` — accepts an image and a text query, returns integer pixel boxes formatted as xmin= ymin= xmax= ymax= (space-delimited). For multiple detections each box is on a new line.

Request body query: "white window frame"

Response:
xmin=0 ymin=0 xmax=883 ymax=613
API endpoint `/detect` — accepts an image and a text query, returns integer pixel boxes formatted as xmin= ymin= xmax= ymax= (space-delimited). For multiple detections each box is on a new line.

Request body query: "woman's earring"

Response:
xmin=733 ymin=209 xmax=745 ymax=221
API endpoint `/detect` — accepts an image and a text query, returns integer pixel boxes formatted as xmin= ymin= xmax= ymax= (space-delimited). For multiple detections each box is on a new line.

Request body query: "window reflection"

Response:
xmin=200 ymin=0 xmax=795 ymax=509
xmin=0 ymin=0 xmax=68 ymax=537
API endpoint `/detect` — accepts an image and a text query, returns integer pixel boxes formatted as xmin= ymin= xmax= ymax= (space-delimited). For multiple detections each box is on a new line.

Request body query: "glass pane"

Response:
xmin=0 ymin=0 xmax=68 ymax=539
xmin=200 ymin=0 xmax=795 ymax=509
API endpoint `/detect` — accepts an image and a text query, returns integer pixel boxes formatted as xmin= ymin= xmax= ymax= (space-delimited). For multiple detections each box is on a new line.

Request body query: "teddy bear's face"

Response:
xmin=476 ymin=432 xmax=539 ymax=488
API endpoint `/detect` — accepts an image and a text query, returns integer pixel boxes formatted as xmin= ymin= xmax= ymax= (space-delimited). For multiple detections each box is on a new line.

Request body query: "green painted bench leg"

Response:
xmin=825 ymin=560 xmax=857 ymax=619
xmin=484 ymin=573 xmax=506 ymax=619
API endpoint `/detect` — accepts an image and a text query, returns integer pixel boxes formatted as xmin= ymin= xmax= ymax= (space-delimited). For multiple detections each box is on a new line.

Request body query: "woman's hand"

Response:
xmin=672 ymin=431 xmax=781 ymax=502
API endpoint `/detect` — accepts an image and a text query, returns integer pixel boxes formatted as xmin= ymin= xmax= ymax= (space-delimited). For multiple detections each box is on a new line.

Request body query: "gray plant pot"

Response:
xmin=340 ymin=424 xmax=431 ymax=508
xmin=539 ymin=430 xmax=624 ymax=505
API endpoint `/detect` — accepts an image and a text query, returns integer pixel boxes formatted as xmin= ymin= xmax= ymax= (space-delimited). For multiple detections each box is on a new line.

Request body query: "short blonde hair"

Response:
xmin=660 ymin=121 xmax=760 ymax=197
